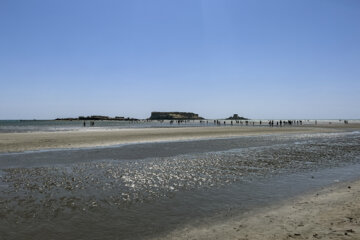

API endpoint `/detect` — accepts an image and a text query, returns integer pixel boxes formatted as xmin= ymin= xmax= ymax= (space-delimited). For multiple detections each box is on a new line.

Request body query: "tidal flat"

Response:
xmin=0 ymin=125 xmax=360 ymax=239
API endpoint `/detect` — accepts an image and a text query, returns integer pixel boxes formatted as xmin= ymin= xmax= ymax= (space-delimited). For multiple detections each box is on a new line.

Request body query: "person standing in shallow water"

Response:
xmin=83 ymin=121 xmax=86 ymax=127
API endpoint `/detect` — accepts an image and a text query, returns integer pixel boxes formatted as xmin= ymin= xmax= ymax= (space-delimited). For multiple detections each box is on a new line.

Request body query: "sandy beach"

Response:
xmin=1 ymin=124 xmax=359 ymax=153
xmin=157 ymin=179 xmax=360 ymax=240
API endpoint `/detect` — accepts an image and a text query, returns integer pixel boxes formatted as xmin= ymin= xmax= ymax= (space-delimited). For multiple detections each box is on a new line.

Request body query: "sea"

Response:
xmin=0 ymin=120 xmax=360 ymax=239
xmin=0 ymin=119 xmax=358 ymax=133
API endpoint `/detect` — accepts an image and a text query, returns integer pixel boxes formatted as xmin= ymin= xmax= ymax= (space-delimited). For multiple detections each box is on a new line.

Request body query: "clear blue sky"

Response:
xmin=1 ymin=0 xmax=359 ymax=119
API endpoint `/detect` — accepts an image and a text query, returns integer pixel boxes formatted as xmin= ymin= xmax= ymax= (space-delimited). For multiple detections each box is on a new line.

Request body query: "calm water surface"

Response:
xmin=0 ymin=120 xmax=209 ymax=133
xmin=0 ymin=131 xmax=360 ymax=239
xmin=1 ymin=119 xmax=358 ymax=133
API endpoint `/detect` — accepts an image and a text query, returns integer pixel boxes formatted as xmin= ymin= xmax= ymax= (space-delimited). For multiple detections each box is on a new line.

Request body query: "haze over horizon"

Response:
xmin=1 ymin=0 xmax=360 ymax=120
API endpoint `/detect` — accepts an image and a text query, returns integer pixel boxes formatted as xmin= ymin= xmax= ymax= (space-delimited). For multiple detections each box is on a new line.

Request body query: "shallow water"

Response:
xmin=1 ymin=119 xmax=358 ymax=133
xmin=0 ymin=120 xmax=225 ymax=133
xmin=0 ymin=131 xmax=360 ymax=239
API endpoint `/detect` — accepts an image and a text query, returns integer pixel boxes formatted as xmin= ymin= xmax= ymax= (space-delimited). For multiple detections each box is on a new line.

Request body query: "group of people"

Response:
xmin=169 ymin=120 xmax=200 ymax=125
xmin=166 ymin=119 xmax=305 ymax=127
xmin=214 ymin=120 xmax=250 ymax=126
xmin=268 ymin=120 xmax=303 ymax=127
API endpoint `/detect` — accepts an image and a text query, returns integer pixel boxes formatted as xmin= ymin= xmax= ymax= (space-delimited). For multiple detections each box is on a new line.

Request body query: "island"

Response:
xmin=226 ymin=114 xmax=248 ymax=120
xmin=55 ymin=115 xmax=139 ymax=121
xmin=149 ymin=112 xmax=204 ymax=120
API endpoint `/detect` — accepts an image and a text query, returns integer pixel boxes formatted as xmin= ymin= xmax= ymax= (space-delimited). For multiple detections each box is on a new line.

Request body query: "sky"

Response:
xmin=1 ymin=0 xmax=360 ymax=120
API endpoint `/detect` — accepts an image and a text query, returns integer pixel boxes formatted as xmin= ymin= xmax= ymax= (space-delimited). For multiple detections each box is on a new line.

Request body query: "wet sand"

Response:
xmin=157 ymin=179 xmax=360 ymax=240
xmin=1 ymin=124 xmax=359 ymax=153
xmin=1 ymin=124 xmax=360 ymax=239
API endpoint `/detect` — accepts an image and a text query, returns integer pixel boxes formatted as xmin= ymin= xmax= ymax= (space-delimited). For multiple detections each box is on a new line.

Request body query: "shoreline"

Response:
xmin=156 ymin=178 xmax=360 ymax=240
xmin=1 ymin=124 xmax=360 ymax=153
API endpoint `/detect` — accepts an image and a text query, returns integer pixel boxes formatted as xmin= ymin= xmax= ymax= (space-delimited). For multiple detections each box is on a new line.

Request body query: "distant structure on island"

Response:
xmin=55 ymin=115 xmax=139 ymax=121
xmin=149 ymin=112 xmax=204 ymax=120
xmin=226 ymin=114 xmax=248 ymax=120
